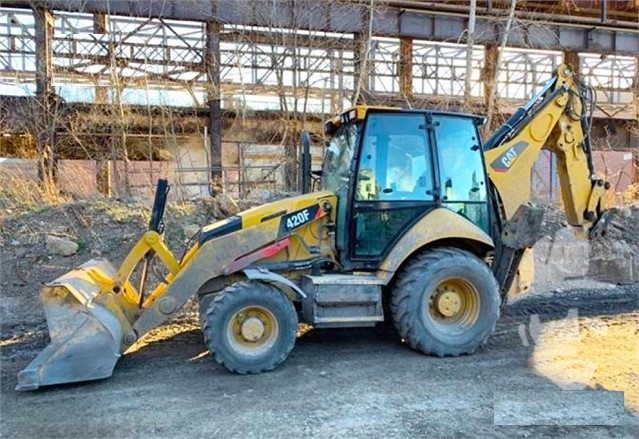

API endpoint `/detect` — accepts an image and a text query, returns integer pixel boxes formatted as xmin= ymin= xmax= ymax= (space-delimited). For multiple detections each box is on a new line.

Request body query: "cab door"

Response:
xmin=348 ymin=112 xmax=437 ymax=267
xmin=432 ymin=113 xmax=490 ymax=233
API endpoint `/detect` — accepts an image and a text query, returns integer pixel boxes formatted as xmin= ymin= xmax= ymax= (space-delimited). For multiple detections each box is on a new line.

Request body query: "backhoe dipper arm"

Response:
xmin=483 ymin=64 xmax=610 ymax=237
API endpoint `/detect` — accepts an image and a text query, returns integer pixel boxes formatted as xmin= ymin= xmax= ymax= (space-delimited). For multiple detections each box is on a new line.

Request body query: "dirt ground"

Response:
xmin=1 ymin=198 xmax=638 ymax=438
xmin=0 ymin=286 xmax=637 ymax=438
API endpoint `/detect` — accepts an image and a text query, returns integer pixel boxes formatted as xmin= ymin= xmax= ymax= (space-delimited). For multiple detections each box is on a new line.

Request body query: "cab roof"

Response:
xmin=325 ymin=105 xmax=483 ymax=136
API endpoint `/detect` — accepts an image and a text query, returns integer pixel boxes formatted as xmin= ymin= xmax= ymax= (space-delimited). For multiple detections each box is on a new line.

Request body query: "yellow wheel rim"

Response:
xmin=428 ymin=278 xmax=480 ymax=328
xmin=226 ymin=305 xmax=279 ymax=357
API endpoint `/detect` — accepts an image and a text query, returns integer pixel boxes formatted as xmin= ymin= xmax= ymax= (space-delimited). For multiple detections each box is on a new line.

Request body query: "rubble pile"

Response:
xmin=534 ymin=201 xmax=639 ymax=285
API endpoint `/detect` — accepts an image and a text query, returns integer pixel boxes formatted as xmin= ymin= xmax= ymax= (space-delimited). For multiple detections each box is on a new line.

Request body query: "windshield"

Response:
xmin=321 ymin=122 xmax=360 ymax=193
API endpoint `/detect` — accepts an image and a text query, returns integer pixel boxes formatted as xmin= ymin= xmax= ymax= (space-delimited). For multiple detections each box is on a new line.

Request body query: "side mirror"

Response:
xmin=324 ymin=121 xmax=338 ymax=136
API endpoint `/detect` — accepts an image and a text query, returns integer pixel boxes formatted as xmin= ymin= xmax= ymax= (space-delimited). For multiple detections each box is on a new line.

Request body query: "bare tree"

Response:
xmin=464 ymin=0 xmax=477 ymax=100
xmin=483 ymin=0 xmax=518 ymax=136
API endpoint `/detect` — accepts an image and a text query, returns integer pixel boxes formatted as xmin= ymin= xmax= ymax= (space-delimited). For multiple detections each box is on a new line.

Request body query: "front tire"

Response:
xmin=391 ymin=247 xmax=499 ymax=357
xmin=201 ymin=281 xmax=298 ymax=374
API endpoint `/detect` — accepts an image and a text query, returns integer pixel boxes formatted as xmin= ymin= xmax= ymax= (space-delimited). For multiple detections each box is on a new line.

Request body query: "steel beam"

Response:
xmin=4 ymin=0 xmax=636 ymax=55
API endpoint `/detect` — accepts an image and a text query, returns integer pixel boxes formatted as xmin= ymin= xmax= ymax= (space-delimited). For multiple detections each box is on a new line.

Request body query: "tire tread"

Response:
xmin=201 ymin=281 xmax=297 ymax=374
xmin=390 ymin=247 xmax=499 ymax=357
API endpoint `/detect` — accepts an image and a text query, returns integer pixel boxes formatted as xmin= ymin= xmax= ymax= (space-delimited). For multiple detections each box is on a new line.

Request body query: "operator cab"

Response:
xmin=322 ymin=106 xmax=490 ymax=270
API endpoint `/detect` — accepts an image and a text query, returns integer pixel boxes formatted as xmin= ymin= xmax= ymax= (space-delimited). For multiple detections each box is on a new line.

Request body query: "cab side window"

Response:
xmin=433 ymin=115 xmax=489 ymax=231
xmin=356 ymin=113 xmax=433 ymax=201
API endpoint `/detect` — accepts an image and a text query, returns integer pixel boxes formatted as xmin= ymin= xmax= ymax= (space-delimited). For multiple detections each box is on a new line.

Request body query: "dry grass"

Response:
xmin=622 ymin=183 xmax=639 ymax=205
xmin=0 ymin=172 xmax=67 ymax=214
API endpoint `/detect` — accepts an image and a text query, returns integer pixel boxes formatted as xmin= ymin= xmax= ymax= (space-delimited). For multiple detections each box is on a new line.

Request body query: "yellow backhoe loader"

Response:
xmin=17 ymin=64 xmax=614 ymax=390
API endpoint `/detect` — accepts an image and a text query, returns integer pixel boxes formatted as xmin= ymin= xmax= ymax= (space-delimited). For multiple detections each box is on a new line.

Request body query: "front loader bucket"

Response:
xmin=16 ymin=259 xmax=134 ymax=391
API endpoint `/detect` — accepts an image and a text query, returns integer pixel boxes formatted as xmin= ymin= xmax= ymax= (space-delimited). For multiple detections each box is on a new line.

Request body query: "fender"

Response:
xmin=243 ymin=268 xmax=308 ymax=299
xmin=377 ymin=208 xmax=494 ymax=284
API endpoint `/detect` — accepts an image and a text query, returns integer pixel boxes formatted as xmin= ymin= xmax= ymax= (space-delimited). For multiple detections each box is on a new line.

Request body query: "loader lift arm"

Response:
xmin=483 ymin=64 xmax=614 ymax=296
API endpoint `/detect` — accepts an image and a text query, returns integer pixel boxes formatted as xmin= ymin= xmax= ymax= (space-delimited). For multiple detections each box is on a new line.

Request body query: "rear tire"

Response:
xmin=201 ymin=281 xmax=297 ymax=374
xmin=391 ymin=247 xmax=499 ymax=357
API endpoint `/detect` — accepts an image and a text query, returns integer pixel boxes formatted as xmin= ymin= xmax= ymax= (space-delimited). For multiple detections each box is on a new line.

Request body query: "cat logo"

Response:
xmin=490 ymin=141 xmax=529 ymax=173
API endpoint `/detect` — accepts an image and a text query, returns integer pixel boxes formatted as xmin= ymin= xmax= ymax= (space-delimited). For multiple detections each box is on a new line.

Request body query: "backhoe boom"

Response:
xmin=483 ymin=64 xmax=613 ymax=295
xmin=484 ymin=64 xmax=608 ymax=232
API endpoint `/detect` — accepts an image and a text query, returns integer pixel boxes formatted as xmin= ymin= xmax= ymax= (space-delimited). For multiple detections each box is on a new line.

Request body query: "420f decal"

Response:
xmin=278 ymin=205 xmax=320 ymax=236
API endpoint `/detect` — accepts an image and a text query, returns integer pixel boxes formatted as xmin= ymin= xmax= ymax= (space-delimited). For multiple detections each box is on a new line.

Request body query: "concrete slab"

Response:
xmin=494 ymin=390 xmax=625 ymax=426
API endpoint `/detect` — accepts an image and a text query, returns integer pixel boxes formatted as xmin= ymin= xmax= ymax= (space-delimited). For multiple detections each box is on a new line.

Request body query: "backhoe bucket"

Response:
xmin=16 ymin=259 xmax=133 ymax=391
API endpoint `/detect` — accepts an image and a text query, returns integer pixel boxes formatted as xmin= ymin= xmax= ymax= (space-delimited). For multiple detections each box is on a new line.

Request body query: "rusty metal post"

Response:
xmin=34 ymin=7 xmax=52 ymax=97
xmin=399 ymin=37 xmax=413 ymax=101
xmin=352 ymin=8 xmax=371 ymax=105
xmin=483 ymin=0 xmax=516 ymax=137
xmin=635 ymin=56 xmax=639 ymax=124
xmin=93 ymin=12 xmax=109 ymax=104
xmin=482 ymin=43 xmax=498 ymax=136
xmin=93 ymin=12 xmax=111 ymax=195
xmin=34 ymin=5 xmax=56 ymax=192
xmin=563 ymin=50 xmax=580 ymax=73
xmin=600 ymin=0 xmax=608 ymax=23
xmin=465 ymin=0 xmax=477 ymax=100
xmin=205 ymin=9 xmax=223 ymax=196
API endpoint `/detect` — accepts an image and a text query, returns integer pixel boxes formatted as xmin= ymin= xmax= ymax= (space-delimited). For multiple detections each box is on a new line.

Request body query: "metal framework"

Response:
xmin=0 ymin=1 xmax=637 ymax=196
xmin=496 ymin=48 xmax=562 ymax=100
xmin=579 ymin=53 xmax=637 ymax=118
xmin=412 ymin=40 xmax=484 ymax=97
xmin=2 ymin=7 xmax=636 ymax=117
xmin=3 ymin=0 xmax=638 ymax=53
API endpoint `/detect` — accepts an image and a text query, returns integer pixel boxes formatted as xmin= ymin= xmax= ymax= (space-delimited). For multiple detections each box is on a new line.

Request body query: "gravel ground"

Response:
xmin=1 ymin=284 xmax=638 ymax=439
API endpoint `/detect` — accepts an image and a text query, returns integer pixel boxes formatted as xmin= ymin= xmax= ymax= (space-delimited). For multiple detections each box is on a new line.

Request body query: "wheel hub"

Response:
xmin=428 ymin=277 xmax=481 ymax=327
xmin=240 ymin=316 xmax=265 ymax=342
xmin=435 ymin=291 xmax=462 ymax=317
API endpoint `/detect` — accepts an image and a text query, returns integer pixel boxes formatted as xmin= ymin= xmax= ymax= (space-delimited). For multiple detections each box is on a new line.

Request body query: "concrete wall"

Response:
xmin=0 ymin=158 xmax=98 ymax=199
xmin=58 ymin=160 xmax=98 ymax=197
xmin=0 ymin=138 xmax=326 ymax=199
xmin=2 ymin=148 xmax=634 ymax=202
